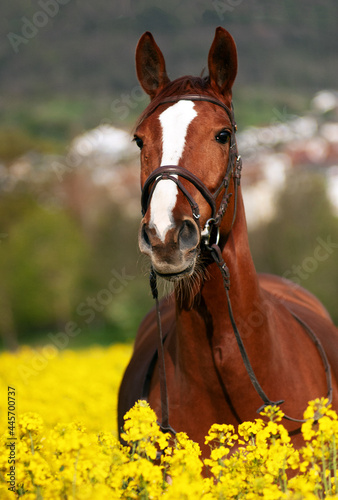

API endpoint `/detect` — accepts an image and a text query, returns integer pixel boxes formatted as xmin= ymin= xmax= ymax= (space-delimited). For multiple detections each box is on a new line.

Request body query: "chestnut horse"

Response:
xmin=118 ymin=27 xmax=338 ymax=455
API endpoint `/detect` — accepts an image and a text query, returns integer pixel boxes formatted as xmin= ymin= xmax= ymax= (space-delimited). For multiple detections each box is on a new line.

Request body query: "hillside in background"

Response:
xmin=1 ymin=0 xmax=338 ymax=96
xmin=1 ymin=0 xmax=337 ymax=143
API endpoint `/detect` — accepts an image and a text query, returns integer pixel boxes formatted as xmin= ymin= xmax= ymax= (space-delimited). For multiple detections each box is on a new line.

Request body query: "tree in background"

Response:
xmin=0 ymin=194 xmax=89 ymax=349
xmin=0 ymin=182 xmax=152 ymax=351
xmin=249 ymin=171 xmax=338 ymax=324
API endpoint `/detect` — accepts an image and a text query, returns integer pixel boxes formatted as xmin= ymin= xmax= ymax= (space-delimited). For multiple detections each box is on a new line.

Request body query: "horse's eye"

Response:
xmin=215 ymin=130 xmax=231 ymax=144
xmin=133 ymin=135 xmax=143 ymax=150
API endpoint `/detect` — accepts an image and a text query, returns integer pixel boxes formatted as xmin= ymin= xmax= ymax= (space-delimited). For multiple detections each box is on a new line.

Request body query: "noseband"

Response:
xmin=139 ymin=94 xmax=332 ymax=438
xmin=140 ymin=95 xmax=243 ymax=247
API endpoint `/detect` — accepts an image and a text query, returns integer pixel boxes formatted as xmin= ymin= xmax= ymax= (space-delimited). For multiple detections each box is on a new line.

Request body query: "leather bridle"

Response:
xmin=141 ymin=95 xmax=242 ymax=248
xmin=140 ymin=94 xmax=332 ymax=437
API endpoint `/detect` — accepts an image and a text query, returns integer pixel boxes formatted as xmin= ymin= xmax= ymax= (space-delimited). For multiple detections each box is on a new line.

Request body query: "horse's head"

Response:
xmin=134 ymin=27 xmax=240 ymax=282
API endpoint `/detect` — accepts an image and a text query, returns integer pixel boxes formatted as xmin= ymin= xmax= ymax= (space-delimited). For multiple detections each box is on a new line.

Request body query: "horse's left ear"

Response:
xmin=208 ymin=27 xmax=238 ymax=95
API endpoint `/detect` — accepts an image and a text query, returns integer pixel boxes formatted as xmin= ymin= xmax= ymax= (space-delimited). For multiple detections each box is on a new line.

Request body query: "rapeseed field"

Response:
xmin=1 ymin=344 xmax=338 ymax=499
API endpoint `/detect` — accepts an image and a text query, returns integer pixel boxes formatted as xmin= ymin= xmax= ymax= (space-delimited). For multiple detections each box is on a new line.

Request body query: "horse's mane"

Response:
xmin=137 ymin=75 xmax=225 ymax=126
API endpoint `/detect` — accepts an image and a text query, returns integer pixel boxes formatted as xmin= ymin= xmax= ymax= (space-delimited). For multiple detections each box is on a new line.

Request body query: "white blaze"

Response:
xmin=149 ymin=100 xmax=197 ymax=241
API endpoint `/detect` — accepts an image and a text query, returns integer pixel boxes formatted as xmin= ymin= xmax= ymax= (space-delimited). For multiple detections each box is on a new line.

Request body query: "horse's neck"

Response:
xmin=174 ymin=194 xmax=270 ymax=367
xmin=220 ymin=195 xmax=262 ymax=320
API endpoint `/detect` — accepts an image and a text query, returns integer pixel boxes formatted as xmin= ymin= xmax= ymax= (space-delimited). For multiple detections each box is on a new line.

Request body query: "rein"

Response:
xmin=140 ymin=94 xmax=332 ymax=435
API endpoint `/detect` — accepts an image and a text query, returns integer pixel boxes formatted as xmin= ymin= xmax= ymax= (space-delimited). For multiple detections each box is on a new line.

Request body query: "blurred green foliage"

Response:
xmin=249 ymin=172 xmax=338 ymax=324
xmin=0 ymin=195 xmax=86 ymax=347
xmin=0 ymin=98 xmax=113 ymax=152
xmin=4 ymin=205 xmax=86 ymax=327
xmin=0 ymin=186 xmax=153 ymax=350
xmin=0 ymin=127 xmax=62 ymax=161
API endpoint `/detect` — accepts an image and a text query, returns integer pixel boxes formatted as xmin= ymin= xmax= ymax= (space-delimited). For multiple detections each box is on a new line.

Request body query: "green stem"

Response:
xmin=281 ymin=457 xmax=287 ymax=493
xmin=28 ymin=431 xmax=35 ymax=455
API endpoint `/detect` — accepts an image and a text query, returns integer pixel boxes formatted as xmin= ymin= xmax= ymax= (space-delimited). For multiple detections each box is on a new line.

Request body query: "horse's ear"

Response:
xmin=136 ymin=32 xmax=170 ymax=100
xmin=208 ymin=27 xmax=238 ymax=95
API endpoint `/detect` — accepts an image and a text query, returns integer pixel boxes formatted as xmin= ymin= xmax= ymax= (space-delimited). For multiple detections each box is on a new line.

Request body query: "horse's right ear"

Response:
xmin=136 ymin=32 xmax=170 ymax=100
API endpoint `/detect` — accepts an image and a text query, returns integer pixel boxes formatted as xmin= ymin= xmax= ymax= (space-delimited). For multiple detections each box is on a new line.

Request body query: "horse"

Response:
xmin=118 ymin=27 xmax=338 ymax=457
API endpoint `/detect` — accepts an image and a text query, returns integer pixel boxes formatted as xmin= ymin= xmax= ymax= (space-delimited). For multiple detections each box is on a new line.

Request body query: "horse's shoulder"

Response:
xmin=258 ymin=273 xmax=338 ymax=382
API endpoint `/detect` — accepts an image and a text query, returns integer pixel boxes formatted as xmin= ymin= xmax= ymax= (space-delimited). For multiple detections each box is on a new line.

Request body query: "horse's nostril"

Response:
xmin=141 ymin=225 xmax=151 ymax=248
xmin=179 ymin=220 xmax=199 ymax=250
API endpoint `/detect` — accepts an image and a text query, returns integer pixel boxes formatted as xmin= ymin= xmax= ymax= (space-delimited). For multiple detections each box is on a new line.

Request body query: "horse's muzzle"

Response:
xmin=139 ymin=217 xmax=200 ymax=279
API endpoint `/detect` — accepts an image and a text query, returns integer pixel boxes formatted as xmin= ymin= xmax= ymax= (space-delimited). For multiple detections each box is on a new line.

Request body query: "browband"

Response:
xmin=141 ymin=94 xmax=236 ymax=128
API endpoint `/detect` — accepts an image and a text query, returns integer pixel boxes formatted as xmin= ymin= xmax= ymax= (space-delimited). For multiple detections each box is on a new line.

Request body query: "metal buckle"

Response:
xmin=201 ymin=218 xmax=220 ymax=248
